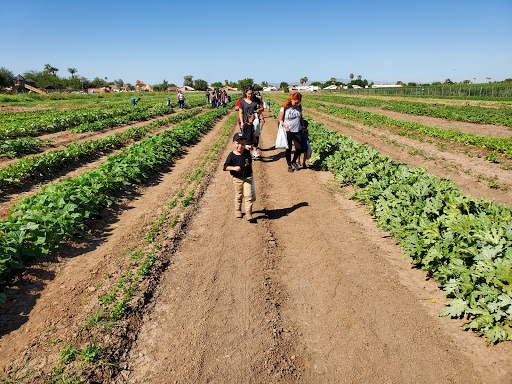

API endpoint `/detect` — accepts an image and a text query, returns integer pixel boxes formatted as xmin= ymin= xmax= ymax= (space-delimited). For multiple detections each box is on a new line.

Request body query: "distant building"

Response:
xmin=295 ymin=85 xmax=319 ymax=92
xmin=263 ymin=86 xmax=278 ymax=92
xmin=323 ymin=84 xmax=338 ymax=90
xmin=221 ymin=86 xmax=238 ymax=92
xmin=371 ymin=84 xmax=403 ymax=88
xmin=179 ymin=86 xmax=195 ymax=92
xmin=14 ymin=75 xmax=44 ymax=94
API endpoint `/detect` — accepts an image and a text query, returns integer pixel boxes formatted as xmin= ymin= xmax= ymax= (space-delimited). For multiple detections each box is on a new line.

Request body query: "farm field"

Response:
xmin=1 ymin=92 xmax=512 ymax=383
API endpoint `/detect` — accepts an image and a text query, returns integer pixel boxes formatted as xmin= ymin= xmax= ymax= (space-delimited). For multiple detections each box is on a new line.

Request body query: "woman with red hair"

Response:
xmin=278 ymin=92 xmax=305 ymax=172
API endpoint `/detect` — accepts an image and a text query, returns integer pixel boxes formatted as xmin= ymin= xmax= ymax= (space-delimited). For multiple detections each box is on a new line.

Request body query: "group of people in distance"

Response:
xmin=224 ymin=89 xmax=309 ymax=222
xmin=206 ymin=89 xmax=231 ymax=108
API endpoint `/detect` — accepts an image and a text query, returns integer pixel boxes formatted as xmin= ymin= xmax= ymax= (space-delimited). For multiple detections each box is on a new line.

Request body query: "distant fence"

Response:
xmin=322 ymin=86 xmax=512 ymax=98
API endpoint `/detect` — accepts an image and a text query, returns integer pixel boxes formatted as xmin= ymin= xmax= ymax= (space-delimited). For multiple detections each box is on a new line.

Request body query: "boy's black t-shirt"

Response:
xmin=223 ymin=149 xmax=253 ymax=178
xmin=242 ymin=123 xmax=254 ymax=146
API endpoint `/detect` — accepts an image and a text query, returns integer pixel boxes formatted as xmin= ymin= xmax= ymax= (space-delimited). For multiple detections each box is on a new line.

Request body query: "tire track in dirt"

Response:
xmin=119 ymin=118 xmax=302 ymax=383
xmin=300 ymin=106 xmax=512 ymax=206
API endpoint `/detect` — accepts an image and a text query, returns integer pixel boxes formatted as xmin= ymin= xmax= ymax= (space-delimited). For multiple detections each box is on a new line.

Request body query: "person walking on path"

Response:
xmin=177 ymin=90 xmax=185 ymax=109
xmin=223 ymin=132 xmax=255 ymax=222
xmin=206 ymin=89 xmax=210 ymax=104
xmin=279 ymin=92 xmax=305 ymax=172
xmin=238 ymin=87 xmax=263 ymax=158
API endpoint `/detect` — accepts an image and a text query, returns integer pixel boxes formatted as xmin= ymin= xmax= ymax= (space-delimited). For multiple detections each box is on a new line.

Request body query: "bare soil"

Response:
xmin=1 ymin=109 xmax=512 ymax=383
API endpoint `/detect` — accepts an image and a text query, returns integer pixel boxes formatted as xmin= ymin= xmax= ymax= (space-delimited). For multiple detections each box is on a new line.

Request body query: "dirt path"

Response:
xmin=118 ymin=113 xmax=512 ymax=383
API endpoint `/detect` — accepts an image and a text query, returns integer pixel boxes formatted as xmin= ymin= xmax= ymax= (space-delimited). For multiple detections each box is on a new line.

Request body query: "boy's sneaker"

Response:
xmin=292 ymin=162 xmax=299 ymax=171
xmin=245 ymin=212 xmax=254 ymax=221
xmin=235 ymin=211 xmax=242 ymax=218
xmin=288 ymin=166 xmax=294 ymax=173
xmin=302 ymin=162 xmax=307 ymax=168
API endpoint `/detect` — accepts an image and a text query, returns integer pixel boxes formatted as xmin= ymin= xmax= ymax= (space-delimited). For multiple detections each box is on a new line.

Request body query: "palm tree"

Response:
xmin=357 ymin=75 xmax=362 ymax=81
xmin=44 ymin=64 xmax=58 ymax=76
xmin=224 ymin=80 xmax=228 ymax=86
xmin=68 ymin=68 xmax=77 ymax=78
xmin=303 ymin=76 xmax=308 ymax=85
xmin=349 ymin=73 xmax=354 ymax=81
xmin=330 ymin=77 xmax=336 ymax=84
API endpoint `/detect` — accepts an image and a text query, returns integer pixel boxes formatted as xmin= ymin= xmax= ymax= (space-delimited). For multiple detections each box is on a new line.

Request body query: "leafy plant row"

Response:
xmin=0 ymin=108 xmax=203 ymax=191
xmin=0 ymin=96 xmax=202 ymax=139
xmin=68 ymin=97 xmax=206 ymax=133
xmin=0 ymin=104 xmax=152 ymax=139
xmin=303 ymin=94 xmax=512 ymax=127
xmin=305 ymin=114 xmax=512 ymax=344
xmin=0 ymin=137 xmax=52 ymax=158
xmin=302 ymin=100 xmax=512 ymax=159
xmin=0 ymin=105 xmax=233 ymax=299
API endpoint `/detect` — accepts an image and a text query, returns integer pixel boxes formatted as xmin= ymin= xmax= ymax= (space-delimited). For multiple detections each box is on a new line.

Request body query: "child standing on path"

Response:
xmin=223 ymin=132 xmax=255 ymax=222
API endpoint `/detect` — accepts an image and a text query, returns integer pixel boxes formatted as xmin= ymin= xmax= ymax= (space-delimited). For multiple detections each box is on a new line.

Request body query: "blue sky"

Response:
xmin=2 ymin=0 xmax=511 ymax=86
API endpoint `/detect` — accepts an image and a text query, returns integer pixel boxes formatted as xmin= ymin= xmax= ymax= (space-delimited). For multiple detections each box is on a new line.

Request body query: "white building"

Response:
xmin=263 ymin=86 xmax=278 ymax=92
xmin=371 ymin=84 xmax=403 ymax=88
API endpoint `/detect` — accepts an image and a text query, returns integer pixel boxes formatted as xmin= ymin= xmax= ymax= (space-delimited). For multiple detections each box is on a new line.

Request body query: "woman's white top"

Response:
xmin=280 ymin=105 xmax=302 ymax=132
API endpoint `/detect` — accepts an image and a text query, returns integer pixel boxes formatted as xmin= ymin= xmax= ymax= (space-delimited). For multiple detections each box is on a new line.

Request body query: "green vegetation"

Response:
xmin=0 ymin=106 xmax=232 ymax=299
xmin=302 ymin=94 xmax=512 ymax=127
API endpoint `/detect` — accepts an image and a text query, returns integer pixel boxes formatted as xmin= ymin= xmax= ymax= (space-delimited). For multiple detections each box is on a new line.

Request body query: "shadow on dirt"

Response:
xmin=254 ymin=202 xmax=309 ymax=221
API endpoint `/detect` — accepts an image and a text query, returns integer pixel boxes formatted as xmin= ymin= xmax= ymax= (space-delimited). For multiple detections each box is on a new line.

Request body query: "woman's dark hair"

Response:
xmin=243 ymin=86 xmax=254 ymax=98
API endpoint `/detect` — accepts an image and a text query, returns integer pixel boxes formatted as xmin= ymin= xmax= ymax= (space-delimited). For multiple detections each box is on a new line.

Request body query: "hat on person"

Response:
xmin=233 ymin=132 xmax=246 ymax=141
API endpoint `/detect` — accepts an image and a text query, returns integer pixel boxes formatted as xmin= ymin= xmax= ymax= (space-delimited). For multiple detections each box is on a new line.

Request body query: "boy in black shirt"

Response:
xmin=223 ymin=132 xmax=255 ymax=221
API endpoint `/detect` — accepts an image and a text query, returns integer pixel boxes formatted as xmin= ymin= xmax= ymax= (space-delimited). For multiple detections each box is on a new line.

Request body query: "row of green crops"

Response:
xmin=0 ymin=137 xmax=51 ymax=158
xmin=301 ymin=94 xmax=512 ymax=127
xmin=0 ymin=108 xmax=203 ymax=190
xmin=0 ymin=104 xmax=152 ymax=139
xmin=299 ymin=99 xmax=512 ymax=159
xmin=269 ymin=97 xmax=512 ymax=344
xmin=0 ymin=94 xmax=207 ymax=139
xmin=0 ymin=104 xmax=234 ymax=297
xmin=69 ymin=98 xmax=206 ymax=133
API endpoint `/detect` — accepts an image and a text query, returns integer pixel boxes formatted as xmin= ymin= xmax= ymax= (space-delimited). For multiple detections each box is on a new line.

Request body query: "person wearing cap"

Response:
xmin=177 ymin=89 xmax=185 ymax=109
xmin=223 ymin=132 xmax=255 ymax=222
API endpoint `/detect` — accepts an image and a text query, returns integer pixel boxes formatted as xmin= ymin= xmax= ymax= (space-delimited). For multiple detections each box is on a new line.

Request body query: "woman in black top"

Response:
xmin=238 ymin=87 xmax=263 ymax=157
